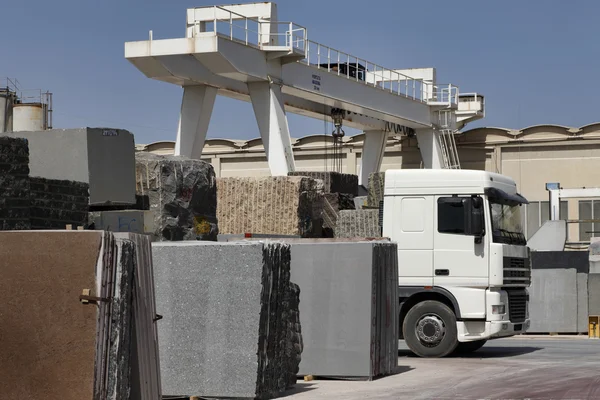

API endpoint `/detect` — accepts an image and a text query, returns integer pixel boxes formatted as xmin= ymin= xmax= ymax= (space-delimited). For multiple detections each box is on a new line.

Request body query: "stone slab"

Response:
xmin=528 ymin=268 xmax=578 ymax=333
xmin=288 ymin=171 xmax=358 ymax=195
xmin=589 ymin=274 xmax=600 ymax=316
xmin=0 ymin=231 xmax=103 ymax=399
xmin=5 ymin=128 xmax=135 ymax=205
xmin=577 ymin=272 xmax=589 ymax=333
xmin=217 ymin=176 xmax=324 ymax=238
xmin=152 ymin=241 xmax=299 ymax=398
xmin=288 ymin=240 xmax=398 ymax=379
xmin=92 ymin=210 xmax=156 ymax=236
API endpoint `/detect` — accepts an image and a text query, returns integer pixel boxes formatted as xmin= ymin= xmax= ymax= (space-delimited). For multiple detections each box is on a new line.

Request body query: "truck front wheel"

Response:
xmin=403 ymin=300 xmax=458 ymax=358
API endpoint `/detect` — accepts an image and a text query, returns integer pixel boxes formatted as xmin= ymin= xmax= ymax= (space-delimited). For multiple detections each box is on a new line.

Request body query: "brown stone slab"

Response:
xmin=0 ymin=231 xmax=103 ymax=400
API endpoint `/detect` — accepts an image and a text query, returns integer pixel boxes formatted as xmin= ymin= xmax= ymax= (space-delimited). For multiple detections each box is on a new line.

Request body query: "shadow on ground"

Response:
xmin=399 ymin=346 xmax=543 ymax=359
xmin=281 ymin=383 xmax=317 ymax=397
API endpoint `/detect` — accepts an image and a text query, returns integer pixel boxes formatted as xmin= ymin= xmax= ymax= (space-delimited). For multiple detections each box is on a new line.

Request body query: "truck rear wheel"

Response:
xmin=454 ymin=339 xmax=487 ymax=354
xmin=403 ymin=300 xmax=458 ymax=358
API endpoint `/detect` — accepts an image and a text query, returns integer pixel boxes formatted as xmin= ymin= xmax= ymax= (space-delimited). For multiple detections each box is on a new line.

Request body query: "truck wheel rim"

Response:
xmin=415 ymin=314 xmax=446 ymax=347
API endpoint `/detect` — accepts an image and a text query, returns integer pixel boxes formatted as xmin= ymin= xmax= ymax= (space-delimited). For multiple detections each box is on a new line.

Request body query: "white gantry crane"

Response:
xmin=125 ymin=2 xmax=484 ymax=183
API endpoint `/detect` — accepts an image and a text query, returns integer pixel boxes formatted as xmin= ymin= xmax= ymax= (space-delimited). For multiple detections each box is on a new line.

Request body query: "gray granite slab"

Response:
xmin=152 ymin=241 xmax=298 ymax=399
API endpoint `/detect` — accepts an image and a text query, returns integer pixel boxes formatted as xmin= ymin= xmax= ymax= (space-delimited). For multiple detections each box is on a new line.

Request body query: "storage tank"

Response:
xmin=13 ymin=103 xmax=45 ymax=132
xmin=0 ymin=89 xmax=15 ymax=133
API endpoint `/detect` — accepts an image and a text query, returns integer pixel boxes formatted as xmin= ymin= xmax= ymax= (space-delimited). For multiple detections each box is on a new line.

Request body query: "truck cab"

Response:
xmin=381 ymin=169 xmax=531 ymax=357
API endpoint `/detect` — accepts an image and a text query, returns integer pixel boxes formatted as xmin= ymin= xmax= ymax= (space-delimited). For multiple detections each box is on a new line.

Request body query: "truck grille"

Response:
xmin=507 ymin=289 xmax=527 ymax=323
xmin=503 ymin=257 xmax=531 ymax=286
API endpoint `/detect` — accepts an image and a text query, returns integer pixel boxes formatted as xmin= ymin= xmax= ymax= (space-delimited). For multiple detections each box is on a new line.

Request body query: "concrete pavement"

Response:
xmin=284 ymin=338 xmax=600 ymax=399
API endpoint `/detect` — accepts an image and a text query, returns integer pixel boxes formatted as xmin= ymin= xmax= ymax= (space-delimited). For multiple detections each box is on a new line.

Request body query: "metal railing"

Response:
xmin=190 ymin=6 xmax=307 ymax=53
xmin=188 ymin=6 xmax=459 ymax=106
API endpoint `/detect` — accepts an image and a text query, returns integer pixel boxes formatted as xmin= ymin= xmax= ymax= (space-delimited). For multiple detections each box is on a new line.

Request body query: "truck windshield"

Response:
xmin=490 ymin=201 xmax=526 ymax=245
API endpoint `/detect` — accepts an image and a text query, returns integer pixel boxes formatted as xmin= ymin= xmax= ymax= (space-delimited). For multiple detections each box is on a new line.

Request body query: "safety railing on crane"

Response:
xmin=300 ymin=41 xmax=459 ymax=106
xmin=188 ymin=6 xmax=459 ymax=107
xmin=190 ymin=6 xmax=307 ymax=53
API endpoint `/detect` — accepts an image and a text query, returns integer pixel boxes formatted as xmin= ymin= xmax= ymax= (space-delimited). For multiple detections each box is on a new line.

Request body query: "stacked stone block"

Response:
xmin=29 ymin=178 xmax=89 ymax=229
xmin=288 ymin=172 xmax=359 ymax=237
xmin=135 ymin=152 xmax=218 ymax=241
xmin=217 ymin=176 xmax=324 ymax=237
xmin=152 ymin=241 xmax=302 ymax=399
xmin=0 ymin=137 xmax=31 ymax=230
xmin=367 ymin=172 xmax=386 ymax=208
xmin=288 ymin=171 xmax=358 ymax=196
xmin=335 ymin=209 xmax=381 ymax=238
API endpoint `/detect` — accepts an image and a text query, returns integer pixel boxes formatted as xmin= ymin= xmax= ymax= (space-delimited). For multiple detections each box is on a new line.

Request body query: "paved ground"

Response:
xmin=284 ymin=337 xmax=600 ymax=400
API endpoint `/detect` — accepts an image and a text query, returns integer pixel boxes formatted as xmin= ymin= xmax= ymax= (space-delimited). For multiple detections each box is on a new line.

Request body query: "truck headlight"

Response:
xmin=492 ymin=305 xmax=506 ymax=315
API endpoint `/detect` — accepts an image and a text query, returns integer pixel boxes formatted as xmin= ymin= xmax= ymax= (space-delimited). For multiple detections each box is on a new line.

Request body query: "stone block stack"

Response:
xmin=29 ymin=178 xmax=89 ymax=229
xmin=152 ymin=241 xmax=303 ymax=399
xmin=0 ymin=231 xmax=161 ymax=400
xmin=288 ymin=171 xmax=359 ymax=237
xmin=135 ymin=152 xmax=218 ymax=241
xmin=217 ymin=176 xmax=324 ymax=237
xmin=0 ymin=137 xmax=31 ymax=230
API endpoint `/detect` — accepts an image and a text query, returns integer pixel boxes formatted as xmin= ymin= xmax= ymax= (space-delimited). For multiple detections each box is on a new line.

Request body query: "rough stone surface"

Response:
xmin=288 ymin=171 xmax=358 ymax=195
xmin=152 ymin=241 xmax=301 ymax=399
xmin=353 ymin=196 xmax=367 ymax=210
xmin=0 ymin=137 xmax=31 ymax=230
xmin=135 ymin=152 xmax=218 ymax=241
xmin=29 ymin=177 xmax=89 ymax=229
xmin=322 ymin=193 xmax=355 ymax=237
xmin=367 ymin=172 xmax=385 ymax=208
xmin=335 ymin=209 xmax=381 ymax=238
xmin=217 ymin=176 xmax=324 ymax=237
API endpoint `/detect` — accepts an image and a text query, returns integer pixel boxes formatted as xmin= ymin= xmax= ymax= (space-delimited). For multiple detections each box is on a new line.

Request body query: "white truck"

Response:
xmin=381 ymin=169 xmax=531 ymax=357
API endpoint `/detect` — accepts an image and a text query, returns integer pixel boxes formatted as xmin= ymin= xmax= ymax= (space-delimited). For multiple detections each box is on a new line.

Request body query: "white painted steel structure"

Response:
xmin=125 ymin=2 xmax=484 ymax=180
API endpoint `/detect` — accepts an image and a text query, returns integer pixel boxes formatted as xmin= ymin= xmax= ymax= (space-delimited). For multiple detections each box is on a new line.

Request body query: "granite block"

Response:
xmin=152 ymin=241 xmax=300 ymax=399
xmin=367 ymin=172 xmax=385 ymax=208
xmin=288 ymin=171 xmax=358 ymax=195
xmin=217 ymin=176 xmax=324 ymax=238
xmin=136 ymin=152 xmax=218 ymax=241
xmin=335 ymin=209 xmax=381 ymax=238
xmin=0 ymin=137 xmax=31 ymax=230
xmin=4 ymin=128 xmax=136 ymax=205
xmin=288 ymin=240 xmax=398 ymax=379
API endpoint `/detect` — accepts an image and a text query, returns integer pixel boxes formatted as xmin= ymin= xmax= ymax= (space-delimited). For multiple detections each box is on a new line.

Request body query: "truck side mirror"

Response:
xmin=470 ymin=196 xmax=485 ymax=244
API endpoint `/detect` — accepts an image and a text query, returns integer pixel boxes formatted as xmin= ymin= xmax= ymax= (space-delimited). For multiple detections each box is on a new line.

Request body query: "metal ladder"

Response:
xmin=439 ymin=129 xmax=461 ymax=169
xmin=436 ymin=109 xmax=461 ymax=169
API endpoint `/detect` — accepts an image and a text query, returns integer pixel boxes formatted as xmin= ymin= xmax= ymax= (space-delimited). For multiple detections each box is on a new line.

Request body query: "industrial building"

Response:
xmin=137 ymin=122 xmax=600 ymax=244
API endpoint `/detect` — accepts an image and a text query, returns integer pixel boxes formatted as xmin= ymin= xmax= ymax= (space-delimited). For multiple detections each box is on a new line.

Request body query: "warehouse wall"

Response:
xmin=138 ymin=123 xmax=600 ymax=242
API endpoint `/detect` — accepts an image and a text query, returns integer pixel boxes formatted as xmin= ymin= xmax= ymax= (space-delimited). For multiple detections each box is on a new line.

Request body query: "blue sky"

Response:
xmin=2 ymin=0 xmax=598 ymax=144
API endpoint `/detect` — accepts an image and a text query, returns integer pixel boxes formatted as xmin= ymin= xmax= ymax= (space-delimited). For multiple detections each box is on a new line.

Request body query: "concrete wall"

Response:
xmin=530 ymin=251 xmax=589 ymax=333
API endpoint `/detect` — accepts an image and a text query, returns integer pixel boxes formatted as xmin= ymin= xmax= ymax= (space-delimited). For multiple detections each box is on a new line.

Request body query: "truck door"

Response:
xmin=433 ymin=195 xmax=488 ymax=318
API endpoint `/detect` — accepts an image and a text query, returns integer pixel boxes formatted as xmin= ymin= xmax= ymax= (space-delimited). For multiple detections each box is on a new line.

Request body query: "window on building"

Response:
xmin=578 ymin=200 xmax=600 ymax=242
xmin=524 ymin=200 xmax=568 ymax=239
xmin=438 ymin=198 xmax=466 ymax=234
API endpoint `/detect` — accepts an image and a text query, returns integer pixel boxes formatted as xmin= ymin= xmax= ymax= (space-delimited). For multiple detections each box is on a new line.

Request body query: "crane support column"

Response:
xmin=175 ymin=85 xmax=217 ymax=158
xmin=359 ymin=130 xmax=388 ymax=186
xmin=416 ymin=128 xmax=444 ymax=169
xmin=248 ymin=81 xmax=296 ymax=176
